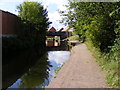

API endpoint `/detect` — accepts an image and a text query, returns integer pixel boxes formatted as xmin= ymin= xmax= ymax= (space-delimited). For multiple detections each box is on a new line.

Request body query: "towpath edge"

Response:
xmin=47 ymin=43 xmax=108 ymax=88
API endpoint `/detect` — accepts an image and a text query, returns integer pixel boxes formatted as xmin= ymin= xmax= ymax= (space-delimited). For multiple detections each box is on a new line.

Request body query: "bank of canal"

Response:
xmin=8 ymin=51 xmax=70 ymax=88
xmin=3 ymin=41 xmax=73 ymax=89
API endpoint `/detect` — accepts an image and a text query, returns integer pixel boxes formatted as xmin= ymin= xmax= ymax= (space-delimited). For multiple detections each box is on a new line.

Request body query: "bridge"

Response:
xmin=47 ymin=31 xmax=72 ymax=40
xmin=46 ymin=27 xmax=72 ymax=40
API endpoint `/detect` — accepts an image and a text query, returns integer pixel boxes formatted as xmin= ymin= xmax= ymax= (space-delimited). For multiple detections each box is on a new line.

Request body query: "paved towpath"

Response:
xmin=47 ymin=44 xmax=108 ymax=88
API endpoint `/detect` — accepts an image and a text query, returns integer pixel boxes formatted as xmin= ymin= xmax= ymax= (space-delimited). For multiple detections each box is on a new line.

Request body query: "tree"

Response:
xmin=60 ymin=1 xmax=120 ymax=51
xmin=19 ymin=53 xmax=51 ymax=88
xmin=59 ymin=1 xmax=120 ymax=87
xmin=17 ymin=1 xmax=51 ymax=45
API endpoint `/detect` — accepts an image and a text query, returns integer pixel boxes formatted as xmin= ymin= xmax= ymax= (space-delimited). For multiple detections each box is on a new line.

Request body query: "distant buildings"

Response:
xmin=48 ymin=27 xmax=56 ymax=32
xmin=47 ymin=26 xmax=73 ymax=40
xmin=58 ymin=28 xmax=64 ymax=32
xmin=62 ymin=26 xmax=74 ymax=32
xmin=48 ymin=26 xmax=74 ymax=32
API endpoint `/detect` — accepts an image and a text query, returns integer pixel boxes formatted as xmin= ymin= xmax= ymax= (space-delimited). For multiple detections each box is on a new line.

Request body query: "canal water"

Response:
xmin=3 ymin=41 xmax=71 ymax=89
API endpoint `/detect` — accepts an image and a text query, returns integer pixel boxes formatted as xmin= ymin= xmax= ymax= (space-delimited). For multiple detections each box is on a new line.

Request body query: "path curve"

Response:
xmin=47 ymin=44 xmax=108 ymax=88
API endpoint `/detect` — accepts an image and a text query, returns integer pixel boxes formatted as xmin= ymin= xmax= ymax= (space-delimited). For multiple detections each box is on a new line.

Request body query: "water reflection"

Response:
xmin=3 ymin=41 xmax=71 ymax=89
xmin=18 ymin=53 xmax=51 ymax=88
xmin=47 ymin=41 xmax=71 ymax=51
xmin=48 ymin=51 xmax=70 ymax=82
xmin=3 ymin=46 xmax=48 ymax=89
xmin=7 ymin=51 xmax=70 ymax=88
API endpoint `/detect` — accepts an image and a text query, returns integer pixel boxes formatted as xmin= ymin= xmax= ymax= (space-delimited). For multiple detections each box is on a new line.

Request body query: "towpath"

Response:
xmin=47 ymin=44 xmax=108 ymax=88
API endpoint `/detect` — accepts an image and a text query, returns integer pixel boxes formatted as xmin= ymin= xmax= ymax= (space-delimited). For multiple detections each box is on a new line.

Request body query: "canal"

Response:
xmin=3 ymin=41 xmax=73 ymax=89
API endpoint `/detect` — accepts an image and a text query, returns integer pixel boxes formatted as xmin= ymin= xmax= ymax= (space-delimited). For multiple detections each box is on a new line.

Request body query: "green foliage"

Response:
xmin=19 ymin=53 xmax=51 ymax=88
xmin=86 ymin=41 xmax=119 ymax=88
xmin=60 ymin=2 xmax=120 ymax=51
xmin=3 ymin=1 xmax=51 ymax=54
xmin=110 ymin=8 xmax=120 ymax=20
xmin=60 ymin=1 xmax=120 ymax=88
xmin=17 ymin=1 xmax=51 ymax=45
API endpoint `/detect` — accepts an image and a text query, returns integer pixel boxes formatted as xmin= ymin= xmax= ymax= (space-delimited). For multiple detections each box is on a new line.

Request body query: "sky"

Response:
xmin=0 ymin=0 xmax=69 ymax=29
xmin=48 ymin=51 xmax=70 ymax=65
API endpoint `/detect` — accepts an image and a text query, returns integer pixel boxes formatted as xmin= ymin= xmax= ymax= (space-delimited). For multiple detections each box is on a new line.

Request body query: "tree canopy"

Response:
xmin=17 ymin=1 xmax=51 ymax=46
xmin=59 ymin=1 xmax=120 ymax=87
xmin=60 ymin=1 xmax=120 ymax=52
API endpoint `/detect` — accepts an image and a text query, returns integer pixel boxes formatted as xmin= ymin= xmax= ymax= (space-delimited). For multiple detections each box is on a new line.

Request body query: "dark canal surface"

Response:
xmin=3 ymin=41 xmax=72 ymax=89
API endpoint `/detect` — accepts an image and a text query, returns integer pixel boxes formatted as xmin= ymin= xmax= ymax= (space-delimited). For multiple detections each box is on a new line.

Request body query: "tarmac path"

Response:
xmin=47 ymin=44 xmax=108 ymax=88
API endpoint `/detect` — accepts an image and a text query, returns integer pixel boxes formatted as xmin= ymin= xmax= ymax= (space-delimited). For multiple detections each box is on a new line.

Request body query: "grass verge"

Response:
xmin=85 ymin=41 xmax=119 ymax=88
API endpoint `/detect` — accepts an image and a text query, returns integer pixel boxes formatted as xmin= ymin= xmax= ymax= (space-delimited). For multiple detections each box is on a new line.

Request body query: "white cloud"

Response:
xmin=41 ymin=0 xmax=68 ymax=29
xmin=48 ymin=51 xmax=70 ymax=65
xmin=0 ymin=0 xmax=68 ymax=28
xmin=0 ymin=2 xmax=5 ymax=6
xmin=42 ymin=0 xmax=66 ymax=7
xmin=0 ymin=0 xmax=24 ymax=3
xmin=48 ymin=11 xmax=64 ymax=29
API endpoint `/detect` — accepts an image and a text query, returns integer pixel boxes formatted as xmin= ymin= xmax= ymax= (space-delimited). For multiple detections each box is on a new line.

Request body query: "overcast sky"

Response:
xmin=0 ymin=0 xmax=68 ymax=29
